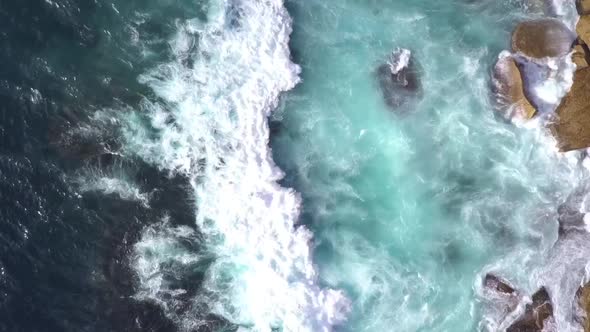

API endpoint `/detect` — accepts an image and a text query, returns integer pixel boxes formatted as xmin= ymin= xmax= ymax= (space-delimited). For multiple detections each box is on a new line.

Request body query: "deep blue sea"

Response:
xmin=0 ymin=0 xmax=587 ymax=331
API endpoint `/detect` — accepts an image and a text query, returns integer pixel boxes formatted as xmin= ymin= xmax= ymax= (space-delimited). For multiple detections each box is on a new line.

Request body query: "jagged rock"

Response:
xmin=550 ymin=68 xmax=590 ymax=151
xmin=511 ymin=19 xmax=576 ymax=58
xmin=576 ymin=283 xmax=590 ymax=332
xmin=578 ymin=0 xmax=590 ymax=15
xmin=507 ymin=288 xmax=553 ymax=332
xmin=557 ymin=201 xmax=587 ymax=236
xmin=578 ymin=15 xmax=590 ymax=46
xmin=484 ymin=274 xmax=516 ymax=295
xmin=377 ymin=48 xmax=422 ymax=111
xmin=491 ymin=54 xmax=536 ymax=119
xmin=573 ymin=44 xmax=590 ymax=69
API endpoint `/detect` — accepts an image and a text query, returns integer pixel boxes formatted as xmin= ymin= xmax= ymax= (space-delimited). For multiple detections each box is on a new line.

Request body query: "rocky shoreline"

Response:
xmin=551 ymin=1 xmax=590 ymax=151
xmin=495 ymin=0 xmax=590 ymax=152
xmin=486 ymin=2 xmax=590 ymax=331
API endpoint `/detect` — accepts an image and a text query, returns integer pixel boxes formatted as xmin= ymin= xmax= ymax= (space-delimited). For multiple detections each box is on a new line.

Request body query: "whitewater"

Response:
xmin=70 ymin=0 xmax=590 ymax=331
xmin=121 ymin=0 xmax=350 ymax=331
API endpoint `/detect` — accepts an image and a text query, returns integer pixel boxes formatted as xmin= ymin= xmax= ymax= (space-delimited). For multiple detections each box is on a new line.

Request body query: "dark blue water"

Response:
xmin=0 ymin=1 xmax=222 ymax=331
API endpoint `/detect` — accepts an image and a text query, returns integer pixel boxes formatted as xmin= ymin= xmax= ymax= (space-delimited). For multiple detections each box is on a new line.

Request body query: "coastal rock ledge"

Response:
xmin=551 ymin=67 xmax=590 ymax=151
xmin=506 ymin=288 xmax=554 ymax=332
xmin=491 ymin=18 xmax=577 ymax=121
xmin=550 ymin=3 xmax=590 ymax=152
xmin=576 ymin=282 xmax=590 ymax=332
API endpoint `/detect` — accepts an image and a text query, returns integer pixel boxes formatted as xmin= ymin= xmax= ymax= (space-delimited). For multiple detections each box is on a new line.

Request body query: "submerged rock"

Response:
xmin=491 ymin=54 xmax=536 ymax=119
xmin=377 ymin=48 xmax=422 ymax=111
xmin=511 ymin=19 xmax=576 ymax=58
xmin=484 ymin=274 xmax=516 ymax=295
xmin=507 ymin=288 xmax=554 ymax=332
xmin=550 ymin=68 xmax=590 ymax=151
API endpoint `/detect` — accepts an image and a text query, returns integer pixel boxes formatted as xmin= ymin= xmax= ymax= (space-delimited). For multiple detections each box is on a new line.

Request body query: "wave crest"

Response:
xmin=123 ymin=0 xmax=351 ymax=331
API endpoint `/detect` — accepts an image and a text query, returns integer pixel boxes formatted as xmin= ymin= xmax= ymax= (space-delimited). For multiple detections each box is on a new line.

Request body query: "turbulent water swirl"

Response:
xmin=123 ymin=0 xmax=351 ymax=331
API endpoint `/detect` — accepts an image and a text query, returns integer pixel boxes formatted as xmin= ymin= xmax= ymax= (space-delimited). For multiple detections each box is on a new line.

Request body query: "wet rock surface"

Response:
xmin=576 ymin=283 xmax=590 ymax=332
xmin=579 ymin=0 xmax=590 ymax=15
xmin=551 ymin=67 xmax=590 ymax=151
xmin=573 ymin=44 xmax=590 ymax=69
xmin=491 ymin=54 xmax=536 ymax=119
xmin=578 ymin=15 xmax=590 ymax=46
xmin=506 ymin=288 xmax=554 ymax=332
xmin=511 ymin=19 xmax=576 ymax=58
xmin=484 ymin=274 xmax=516 ymax=295
xmin=550 ymin=0 xmax=590 ymax=151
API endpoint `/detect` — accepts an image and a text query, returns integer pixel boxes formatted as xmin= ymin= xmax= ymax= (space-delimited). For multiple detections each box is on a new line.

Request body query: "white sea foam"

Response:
xmin=78 ymin=175 xmax=151 ymax=207
xmin=387 ymin=48 xmax=411 ymax=75
xmin=132 ymin=218 xmax=206 ymax=328
xmin=546 ymin=0 xmax=579 ymax=29
xmin=76 ymin=161 xmax=151 ymax=207
xmin=125 ymin=0 xmax=351 ymax=331
xmin=514 ymin=52 xmax=576 ymax=114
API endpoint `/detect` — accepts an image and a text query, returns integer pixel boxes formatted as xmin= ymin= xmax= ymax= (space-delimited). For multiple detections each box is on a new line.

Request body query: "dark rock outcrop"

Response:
xmin=484 ymin=274 xmax=516 ymax=295
xmin=377 ymin=48 xmax=422 ymax=110
xmin=507 ymin=288 xmax=553 ymax=332
xmin=511 ymin=19 xmax=576 ymax=58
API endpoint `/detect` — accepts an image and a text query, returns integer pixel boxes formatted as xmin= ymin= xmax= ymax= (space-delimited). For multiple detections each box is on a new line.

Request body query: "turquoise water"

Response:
xmin=271 ymin=0 xmax=585 ymax=331
xmin=94 ymin=0 xmax=590 ymax=331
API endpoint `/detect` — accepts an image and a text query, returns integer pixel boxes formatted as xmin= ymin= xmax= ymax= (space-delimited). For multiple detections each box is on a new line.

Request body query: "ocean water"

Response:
xmin=0 ymin=0 xmax=589 ymax=331
xmin=271 ymin=0 xmax=585 ymax=330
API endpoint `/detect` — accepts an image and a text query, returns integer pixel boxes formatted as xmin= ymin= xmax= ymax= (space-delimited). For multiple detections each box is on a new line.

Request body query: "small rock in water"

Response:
xmin=491 ymin=53 xmax=536 ymax=119
xmin=484 ymin=274 xmax=516 ymax=295
xmin=376 ymin=48 xmax=422 ymax=111
xmin=511 ymin=19 xmax=576 ymax=58
xmin=507 ymin=287 xmax=554 ymax=332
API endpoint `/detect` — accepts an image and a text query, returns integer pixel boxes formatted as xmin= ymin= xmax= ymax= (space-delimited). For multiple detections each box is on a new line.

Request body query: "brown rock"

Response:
xmin=578 ymin=0 xmax=590 ymax=15
xmin=484 ymin=274 xmax=516 ymax=295
xmin=578 ymin=15 xmax=590 ymax=46
xmin=492 ymin=55 xmax=536 ymax=119
xmin=551 ymin=68 xmax=590 ymax=151
xmin=573 ymin=44 xmax=590 ymax=69
xmin=576 ymin=283 xmax=590 ymax=332
xmin=507 ymin=287 xmax=553 ymax=332
xmin=512 ymin=19 xmax=576 ymax=58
